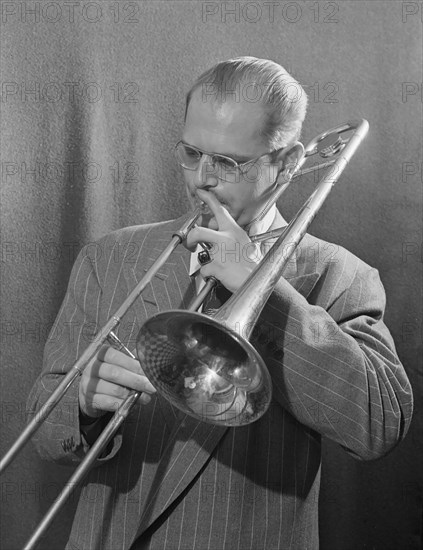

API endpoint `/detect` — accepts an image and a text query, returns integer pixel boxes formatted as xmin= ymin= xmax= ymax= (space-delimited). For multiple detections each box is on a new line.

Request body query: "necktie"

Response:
xmin=202 ymin=283 xmax=232 ymax=316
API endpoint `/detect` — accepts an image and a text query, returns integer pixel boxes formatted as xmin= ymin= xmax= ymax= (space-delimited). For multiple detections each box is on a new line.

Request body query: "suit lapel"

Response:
xmin=263 ymin=209 xmax=320 ymax=298
xmin=286 ymin=272 xmax=320 ymax=299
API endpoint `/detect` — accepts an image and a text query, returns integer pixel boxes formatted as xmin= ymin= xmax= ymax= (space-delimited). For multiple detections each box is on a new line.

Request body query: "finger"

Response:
xmin=185 ymin=226 xmax=220 ymax=251
xmin=86 ymin=377 xmax=155 ymax=401
xmin=200 ymin=263 xmax=222 ymax=282
xmin=138 ymin=393 xmax=152 ymax=406
xmin=95 ymin=362 xmax=156 ymax=394
xmin=196 ymin=190 xmax=235 ymax=229
xmin=87 ymin=392 xmax=152 ymax=413
xmin=100 ymin=346 xmax=146 ymax=376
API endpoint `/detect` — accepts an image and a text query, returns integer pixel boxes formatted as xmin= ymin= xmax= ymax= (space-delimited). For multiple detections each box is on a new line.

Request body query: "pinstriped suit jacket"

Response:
xmin=27 ymin=212 xmax=413 ymax=550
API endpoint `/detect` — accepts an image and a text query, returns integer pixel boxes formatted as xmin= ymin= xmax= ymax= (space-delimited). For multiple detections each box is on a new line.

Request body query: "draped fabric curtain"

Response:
xmin=1 ymin=2 xmax=421 ymax=548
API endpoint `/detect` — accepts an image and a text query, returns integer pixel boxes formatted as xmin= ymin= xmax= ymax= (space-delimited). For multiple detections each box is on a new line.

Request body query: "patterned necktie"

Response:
xmin=202 ymin=283 xmax=232 ymax=316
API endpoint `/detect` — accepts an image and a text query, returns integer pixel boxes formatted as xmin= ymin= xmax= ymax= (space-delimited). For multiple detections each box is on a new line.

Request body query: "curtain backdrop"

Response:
xmin=1 ymin=1 xmax=421 ymax=548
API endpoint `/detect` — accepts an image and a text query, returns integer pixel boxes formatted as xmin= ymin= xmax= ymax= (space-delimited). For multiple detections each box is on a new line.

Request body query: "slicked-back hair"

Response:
xmin=184 ymin=56 xmax=308 ymax=150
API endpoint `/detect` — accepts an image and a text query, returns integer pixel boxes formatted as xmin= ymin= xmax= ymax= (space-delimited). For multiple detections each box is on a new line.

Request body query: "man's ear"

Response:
xmin=274 ymin=141 xmax=305 ymax=185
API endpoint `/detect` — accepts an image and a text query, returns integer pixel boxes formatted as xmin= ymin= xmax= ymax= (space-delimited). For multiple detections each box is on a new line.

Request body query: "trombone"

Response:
xmin=1 ymin=119 xmax=369 ymax=549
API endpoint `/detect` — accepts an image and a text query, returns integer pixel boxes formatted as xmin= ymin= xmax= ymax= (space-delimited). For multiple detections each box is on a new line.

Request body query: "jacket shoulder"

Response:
xmin=296 ymin=233 xmax=384 ymax=311
xmin=74 ymin=216 xmax=188 ymax=287
xmin=298 ymin=232 xmax=376 ymax=279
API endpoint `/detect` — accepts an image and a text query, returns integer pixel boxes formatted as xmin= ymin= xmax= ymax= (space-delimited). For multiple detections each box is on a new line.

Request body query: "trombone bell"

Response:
xmin=136 ymin=311 xmax=272 ymax=425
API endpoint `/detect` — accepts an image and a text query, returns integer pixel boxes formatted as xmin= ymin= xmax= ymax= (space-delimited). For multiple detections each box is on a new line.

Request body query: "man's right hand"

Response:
xmin=78 ymin=345 xmax=157 ymax=419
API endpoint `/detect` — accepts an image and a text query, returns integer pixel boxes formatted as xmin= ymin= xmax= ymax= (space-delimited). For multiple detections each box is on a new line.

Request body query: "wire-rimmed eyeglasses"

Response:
xmin=174 ymin=140 xmax=275 ymax=183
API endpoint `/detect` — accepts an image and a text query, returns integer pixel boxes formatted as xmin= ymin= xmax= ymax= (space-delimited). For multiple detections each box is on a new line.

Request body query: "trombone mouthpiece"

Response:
xmin=199 ymin=201 xmax=211 ymax=215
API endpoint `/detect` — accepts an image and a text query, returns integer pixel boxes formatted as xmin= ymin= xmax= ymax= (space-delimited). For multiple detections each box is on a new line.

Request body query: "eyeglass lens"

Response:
xmin=177 ymin=143 xmax=241 ymax=182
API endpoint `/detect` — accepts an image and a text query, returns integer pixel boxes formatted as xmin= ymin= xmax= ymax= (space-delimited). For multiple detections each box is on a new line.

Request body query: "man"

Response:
xmin=27 ymin=57 xmax=413 ymax=549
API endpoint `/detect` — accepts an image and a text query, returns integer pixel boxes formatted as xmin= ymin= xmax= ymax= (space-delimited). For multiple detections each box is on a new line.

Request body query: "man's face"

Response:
xmin=182 ymin=89 xmax=280 ymax=229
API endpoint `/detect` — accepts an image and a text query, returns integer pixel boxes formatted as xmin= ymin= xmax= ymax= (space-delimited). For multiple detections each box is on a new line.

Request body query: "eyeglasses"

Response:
xmin=174 ymin=140 xmax=274 ymax=183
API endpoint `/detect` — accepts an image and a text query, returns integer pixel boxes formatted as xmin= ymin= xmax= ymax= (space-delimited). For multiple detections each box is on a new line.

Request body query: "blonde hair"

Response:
xmin=185 ymin=56 xmax=308 ymax=149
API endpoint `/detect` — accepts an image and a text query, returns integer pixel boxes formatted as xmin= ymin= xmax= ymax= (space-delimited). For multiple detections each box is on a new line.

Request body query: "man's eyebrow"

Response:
xmin=216 ymin=152 xmax=254 ymax=163
xmin=231 ymin=154 xmax=253 ymax=162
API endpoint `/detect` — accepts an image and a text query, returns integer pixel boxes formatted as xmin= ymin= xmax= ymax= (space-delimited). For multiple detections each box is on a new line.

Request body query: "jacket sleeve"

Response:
xmin=256 ymin=259 xmax=413 ymax=461
xmin=26 ymin=245 xmax=122 ymax=465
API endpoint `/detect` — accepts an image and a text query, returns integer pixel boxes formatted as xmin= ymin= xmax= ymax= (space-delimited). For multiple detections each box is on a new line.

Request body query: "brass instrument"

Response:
xmin=0 ymin=119 xmax=369 ymax=549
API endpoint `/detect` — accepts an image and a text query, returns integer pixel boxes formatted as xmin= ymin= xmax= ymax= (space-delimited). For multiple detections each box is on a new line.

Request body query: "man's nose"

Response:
xmin=194 ymin=155 xmax=219 ymax=188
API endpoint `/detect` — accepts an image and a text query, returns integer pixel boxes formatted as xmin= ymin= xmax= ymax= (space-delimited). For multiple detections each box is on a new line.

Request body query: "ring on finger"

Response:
xmin=198 ymin=249 xmax=212 ymax=266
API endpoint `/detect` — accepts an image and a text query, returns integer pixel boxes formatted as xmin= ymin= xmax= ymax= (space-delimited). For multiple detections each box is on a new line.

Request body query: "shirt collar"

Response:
xmin=189 ymin=205 xmax=278 ymax=276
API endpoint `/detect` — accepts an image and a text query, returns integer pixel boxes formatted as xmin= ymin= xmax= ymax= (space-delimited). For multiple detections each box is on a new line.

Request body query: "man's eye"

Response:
xmin=185 ymin=147 xmax=200 ymax=159
xmin=216 ymin=157 xmax=236 ymax=169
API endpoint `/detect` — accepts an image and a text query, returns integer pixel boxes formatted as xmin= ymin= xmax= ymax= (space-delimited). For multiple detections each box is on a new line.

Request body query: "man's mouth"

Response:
xmin=191 ymin=194 xmax=227 ymax=212
xmin=197 ymin=201 xmax=212 ymax=216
